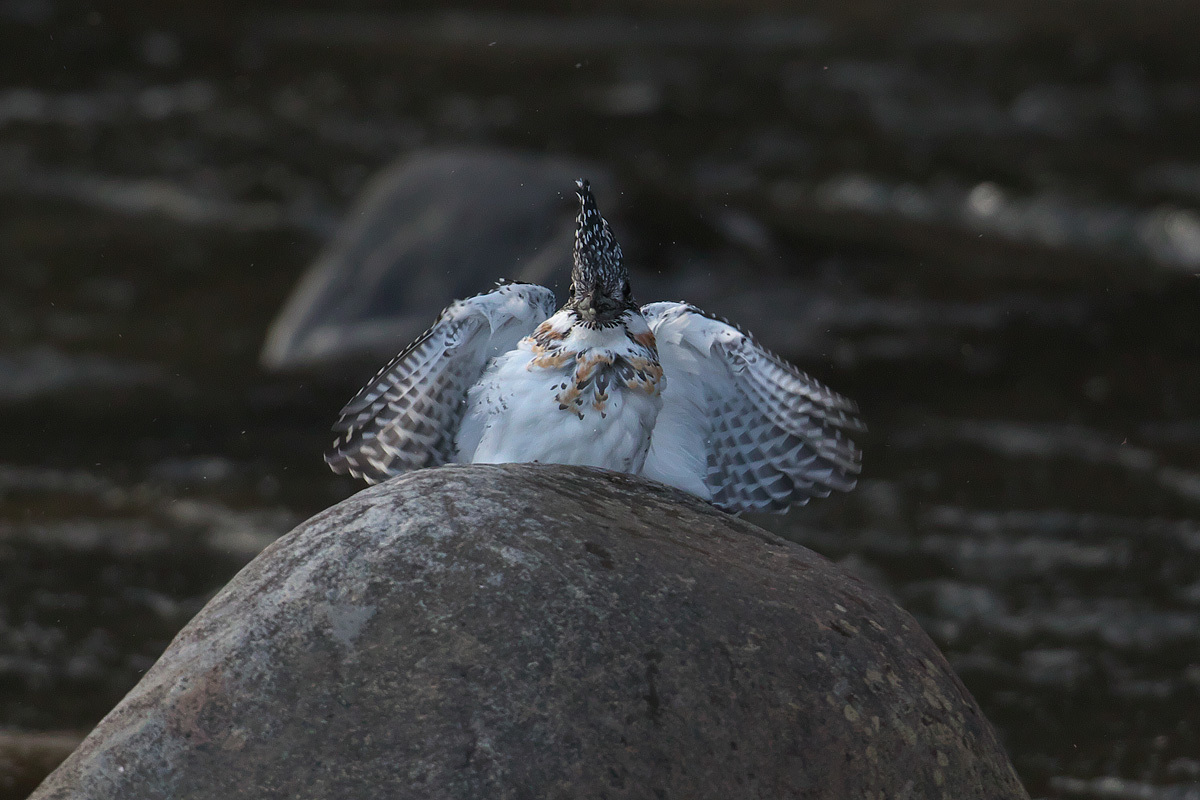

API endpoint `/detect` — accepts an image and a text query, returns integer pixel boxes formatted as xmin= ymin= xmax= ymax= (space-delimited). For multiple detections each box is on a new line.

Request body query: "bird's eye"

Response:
xmin=622 ymin=280 xmax=631 ymax=298
xmin=569 ymin=285 xmax=576 ymax=298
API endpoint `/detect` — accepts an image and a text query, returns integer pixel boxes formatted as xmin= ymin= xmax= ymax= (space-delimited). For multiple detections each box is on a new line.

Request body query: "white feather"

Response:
xmin=328 ymin=293 xmax=862 ymax=514
xmin=325 ymin=283 xmax=556 ymax=483
xmin=640 ymin=302 xmax=863 ymax=513
xmin=459 ymin=309 xmax=662 ymax=472
xmin=459 ymin=346 xmax=659 ymax=472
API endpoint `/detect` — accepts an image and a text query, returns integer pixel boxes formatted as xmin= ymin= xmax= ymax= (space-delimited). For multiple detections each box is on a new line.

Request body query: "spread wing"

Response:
xmin=326 ymin=283 xmax=557 ymax=483
xmin=640 ymin=302 xmax=864 ymax=513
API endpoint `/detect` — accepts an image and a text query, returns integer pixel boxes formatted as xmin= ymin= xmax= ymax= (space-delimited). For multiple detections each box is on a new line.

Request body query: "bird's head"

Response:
xmin=568 ymin=179 xmax=633 ymax=326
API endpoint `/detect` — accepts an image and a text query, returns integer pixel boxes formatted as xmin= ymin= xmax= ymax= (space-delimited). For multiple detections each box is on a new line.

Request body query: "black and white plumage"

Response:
xmin=327 ymin=180 xmax=864 ymax=513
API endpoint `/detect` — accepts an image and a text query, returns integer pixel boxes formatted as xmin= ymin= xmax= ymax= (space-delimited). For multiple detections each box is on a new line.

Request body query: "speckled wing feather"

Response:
xmin=326 ymin=283 xmax=557 ymax=483
xmin=640 ymin=302 xmax=864 ymax=513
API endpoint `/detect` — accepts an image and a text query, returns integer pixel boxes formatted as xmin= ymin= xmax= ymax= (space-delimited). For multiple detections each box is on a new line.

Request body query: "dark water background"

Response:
xmin=2 ymin=2 xmax=1199 ymax=797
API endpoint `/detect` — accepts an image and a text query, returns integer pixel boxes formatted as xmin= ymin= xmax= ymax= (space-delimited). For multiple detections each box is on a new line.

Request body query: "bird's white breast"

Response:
xmin=455 ymin=309 xmax=663 ymax=473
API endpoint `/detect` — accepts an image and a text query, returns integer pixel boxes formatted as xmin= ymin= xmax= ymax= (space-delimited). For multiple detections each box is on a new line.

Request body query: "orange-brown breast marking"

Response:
xmin=574 ymin=353 xmax=613 ymax=383
xmin=528 ymin=345 xmax=574 ymax=370
xmin=533 ymin=321 xmax=567 ymax=341
xmin=621 ymin=358 xmax=664 ymax=396
xmin=632 ymin=330 xmax=657 ymax=350
xmin=558 ymin=396 xmax=585 ymax=418
xmin=627 ymin=358 xmax=664 ymax=381
xmin=556 ymin=381 xmax=582 ymax=406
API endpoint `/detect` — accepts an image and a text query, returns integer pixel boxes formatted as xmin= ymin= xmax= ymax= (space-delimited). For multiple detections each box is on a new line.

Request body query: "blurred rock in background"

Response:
xmin=259 ymin=149 xmax=613 ymax=371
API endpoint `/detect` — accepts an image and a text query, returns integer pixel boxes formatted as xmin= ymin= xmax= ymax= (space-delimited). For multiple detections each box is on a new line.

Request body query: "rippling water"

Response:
xmin=1 ymin=4 xmax=1199 ymax=798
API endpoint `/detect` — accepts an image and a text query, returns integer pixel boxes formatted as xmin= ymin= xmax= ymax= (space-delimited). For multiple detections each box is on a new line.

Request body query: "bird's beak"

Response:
xmin=577 ymin=290 xmax=599 ymax=321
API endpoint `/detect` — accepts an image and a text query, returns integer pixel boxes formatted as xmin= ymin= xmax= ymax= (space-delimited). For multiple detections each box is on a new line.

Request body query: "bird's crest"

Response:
xmin=573 ymin=179 xmax=624 ymax=288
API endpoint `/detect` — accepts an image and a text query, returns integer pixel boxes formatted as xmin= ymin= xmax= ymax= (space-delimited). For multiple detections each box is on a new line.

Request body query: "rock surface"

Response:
xmin=259 ymin=149 xmax=613 ymax=371
xmin=30 ymin=465 xmax=1028 ymax=800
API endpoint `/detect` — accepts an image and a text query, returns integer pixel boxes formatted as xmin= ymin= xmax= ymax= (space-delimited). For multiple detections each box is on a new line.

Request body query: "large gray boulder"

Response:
xmin=31 ymin=465 xmax=1028 ymax=800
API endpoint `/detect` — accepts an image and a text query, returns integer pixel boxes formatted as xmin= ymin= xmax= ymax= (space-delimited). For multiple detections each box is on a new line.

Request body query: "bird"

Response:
xmin=325 ymin=180 xmax=864 ymax=513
